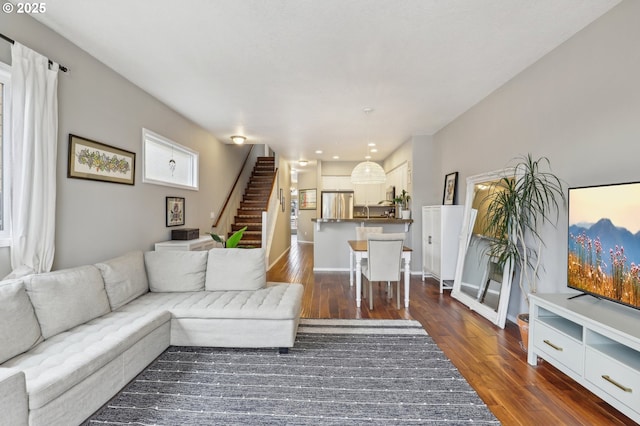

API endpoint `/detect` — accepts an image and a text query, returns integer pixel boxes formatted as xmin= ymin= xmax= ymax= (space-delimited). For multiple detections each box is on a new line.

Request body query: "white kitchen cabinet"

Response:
xmin=528 ymin=294 xmax=640 ymax=423
xmin=353 ymin=183 xmax=385 ymax=206
xmin=154 ymin=235 xmax=217 ymax=251
xmin=321 ymin=176 xmax=353 ymax=191
xmin=422 ymin=205 xmax=464 ymax=292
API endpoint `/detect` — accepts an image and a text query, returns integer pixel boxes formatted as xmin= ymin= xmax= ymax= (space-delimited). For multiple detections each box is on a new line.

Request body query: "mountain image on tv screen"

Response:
xmin=568 ymin=182 xmax=640 ymax=309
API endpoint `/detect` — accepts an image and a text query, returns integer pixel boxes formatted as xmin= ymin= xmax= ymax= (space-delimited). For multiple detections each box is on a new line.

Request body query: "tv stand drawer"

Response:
xmin=532 ymin=321 xmax=583 ymax=375
xmin=585 ymin=348 xmax=639 ymax=415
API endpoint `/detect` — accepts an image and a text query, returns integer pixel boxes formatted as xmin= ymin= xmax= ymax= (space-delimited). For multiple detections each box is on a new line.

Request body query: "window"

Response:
xmin=0 ymin=62 xmax=10 ymax=244
xmin=142 ymin=128 xmax=199 ymax=190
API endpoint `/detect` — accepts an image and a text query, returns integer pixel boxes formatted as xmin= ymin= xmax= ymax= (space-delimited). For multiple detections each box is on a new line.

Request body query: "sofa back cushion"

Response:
xmin=24 ymin=265 xmax=111 ymax=339
xmin=205 ymin=248 xmax=266 ymax=291
xmin=144 ymin=251 xmax=208 ymax=292
xmin=96 ymin=250 xmax=149 ymax=310
xmin=0 ymin=280 xmax=43 ymax=363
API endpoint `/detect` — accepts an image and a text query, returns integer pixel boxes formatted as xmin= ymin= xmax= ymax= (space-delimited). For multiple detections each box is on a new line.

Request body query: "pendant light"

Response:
xmin=351 ymin=108 xmax=386 ymax=184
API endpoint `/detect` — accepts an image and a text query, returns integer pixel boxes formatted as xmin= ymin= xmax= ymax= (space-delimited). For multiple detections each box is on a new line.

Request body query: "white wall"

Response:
xmin=268 ymin=157 xmax=292 ymax=266
xmin=436 ymin=0 xmax=640 ymax=318
xmin=0 ymin=12 xmax=248 ymax=271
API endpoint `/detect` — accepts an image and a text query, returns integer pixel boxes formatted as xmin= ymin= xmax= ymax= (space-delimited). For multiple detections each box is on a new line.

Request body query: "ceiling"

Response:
xmin=31 ymin=0 xmax=619 ymax=163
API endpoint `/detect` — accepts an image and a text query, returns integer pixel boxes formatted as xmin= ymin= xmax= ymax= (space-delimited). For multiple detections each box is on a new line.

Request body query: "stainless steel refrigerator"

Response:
xmin=321 ymin=191 xmax=354 ymax=219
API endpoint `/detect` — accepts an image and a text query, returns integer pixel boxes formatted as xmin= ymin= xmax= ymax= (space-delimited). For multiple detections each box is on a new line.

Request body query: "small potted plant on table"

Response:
xmin=394 ymin=189 xmax=411 ymax=219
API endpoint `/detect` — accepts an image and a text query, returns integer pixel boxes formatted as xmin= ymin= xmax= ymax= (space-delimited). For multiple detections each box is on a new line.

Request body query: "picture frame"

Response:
xmin=166 ymin=197 xmax=185 ymax=227
xmin=299 ymin=188 xmax=317 ymax=210
xmin=443 ymin=172 xmax=458 ymax=205
xmin=68 ymin=134 xmax=135 ymax=185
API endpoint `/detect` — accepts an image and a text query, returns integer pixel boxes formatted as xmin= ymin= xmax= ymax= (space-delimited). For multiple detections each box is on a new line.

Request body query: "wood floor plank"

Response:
xmin=267 ymin=237 xmax=636 ymax=425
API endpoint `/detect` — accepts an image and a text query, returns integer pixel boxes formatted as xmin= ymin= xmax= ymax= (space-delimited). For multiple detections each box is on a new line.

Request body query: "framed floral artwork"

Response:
xmin=68 ymin=134 xmax=135 ymax=185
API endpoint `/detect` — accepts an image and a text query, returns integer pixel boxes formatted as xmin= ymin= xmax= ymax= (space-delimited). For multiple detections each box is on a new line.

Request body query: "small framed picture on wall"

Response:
xmin=443 ymin=172 xmax=458 ymax=205
xmin=166 ymin=197 xmax=185 ymax=227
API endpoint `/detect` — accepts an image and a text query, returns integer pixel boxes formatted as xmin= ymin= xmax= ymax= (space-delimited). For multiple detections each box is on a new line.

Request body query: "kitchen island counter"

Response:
xmin=312 ymin=218 xmax=413 ymax=224
xmin=313 ymin=219 xmax=413 ymax=271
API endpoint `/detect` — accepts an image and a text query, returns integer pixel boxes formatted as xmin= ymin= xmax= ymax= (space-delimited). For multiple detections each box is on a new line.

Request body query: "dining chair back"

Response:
xmin=355 ymin=226 xmax=383 ymax=241
xmin=363 ymin=233 xmax=405 ymax=309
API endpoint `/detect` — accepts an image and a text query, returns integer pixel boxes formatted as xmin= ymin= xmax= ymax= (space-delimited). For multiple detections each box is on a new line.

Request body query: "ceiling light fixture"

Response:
xmin=351 ymin=108 xmax=386 ymax=185
xmin=298 ymin=160 xmax=309 ymax=166
xmin=231 ymin=135 xmax=246 ymax=145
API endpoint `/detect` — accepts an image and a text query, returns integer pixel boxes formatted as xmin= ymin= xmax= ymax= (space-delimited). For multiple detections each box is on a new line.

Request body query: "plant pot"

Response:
xmin=517 ymin=313 xmax=529 ymax=352
xmin=401 ymin=209 xmax=411 ymax=219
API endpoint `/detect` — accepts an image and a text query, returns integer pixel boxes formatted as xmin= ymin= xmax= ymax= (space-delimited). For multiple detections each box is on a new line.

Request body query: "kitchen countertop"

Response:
xmin=311 ymin=217 xmax=413 ymax=224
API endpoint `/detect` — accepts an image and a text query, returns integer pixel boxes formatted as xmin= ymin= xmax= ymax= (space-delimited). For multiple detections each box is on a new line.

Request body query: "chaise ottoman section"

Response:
xmin=119 ymin=282 xmax=304 ymax=348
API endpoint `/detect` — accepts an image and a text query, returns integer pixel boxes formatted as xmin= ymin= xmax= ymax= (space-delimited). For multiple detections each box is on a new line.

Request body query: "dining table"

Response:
xmin=347 ymin=240 xmax=412 ymax=308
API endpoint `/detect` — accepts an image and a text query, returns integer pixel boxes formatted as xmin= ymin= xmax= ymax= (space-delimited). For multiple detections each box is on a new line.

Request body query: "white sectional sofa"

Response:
xmin=0 ymin=248 xmax=303 ymax=426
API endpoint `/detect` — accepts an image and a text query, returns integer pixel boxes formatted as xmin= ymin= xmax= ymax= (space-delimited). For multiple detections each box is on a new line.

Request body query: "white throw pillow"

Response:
xmin=0 ymin=280 xmax=43 ymax=363
xmin=96 ymin=251 xmax=149 ymax=310
xmin=205 ymin=248 xmax=266 ymax=291
xmin=144 ymin=251 xmax=208 ymax=292
xmin=24 ymin=265 xmax=111 ymax=339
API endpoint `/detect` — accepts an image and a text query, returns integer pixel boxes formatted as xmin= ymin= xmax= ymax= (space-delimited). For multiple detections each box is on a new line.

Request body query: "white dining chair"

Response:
xmin=355 ymin=226 xmax=383 ymax=241
xmin=354 ymin=227 xmax=383 ymax=294
xmin=361 ymin=233 xmax=405 ymax=310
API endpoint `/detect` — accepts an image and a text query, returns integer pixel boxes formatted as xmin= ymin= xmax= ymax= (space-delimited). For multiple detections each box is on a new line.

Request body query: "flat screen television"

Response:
xmin=568 ymin=181 xmax=640 ymax=309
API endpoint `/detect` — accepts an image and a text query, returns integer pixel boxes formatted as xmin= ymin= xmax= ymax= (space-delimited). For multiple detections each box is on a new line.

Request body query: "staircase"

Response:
xmin=229 ymin=156 xmax=276 ymax=248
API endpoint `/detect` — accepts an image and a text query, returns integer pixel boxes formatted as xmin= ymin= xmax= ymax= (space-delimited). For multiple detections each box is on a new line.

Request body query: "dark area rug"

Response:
xmin=84 ymin=319 xmax=498 ymax=425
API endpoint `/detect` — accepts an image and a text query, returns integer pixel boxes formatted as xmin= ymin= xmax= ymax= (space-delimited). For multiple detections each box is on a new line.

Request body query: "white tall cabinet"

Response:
xmin=422 ymin=205 xmax=465 ymax=293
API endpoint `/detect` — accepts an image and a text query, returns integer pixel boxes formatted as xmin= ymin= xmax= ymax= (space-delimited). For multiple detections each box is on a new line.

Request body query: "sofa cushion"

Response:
xmin=24 ymin=265 xmax=111 ymax=339
xmin=0 ymin=280 xmax=43 ymax=363
xmin=205 ymin=248 xmax=266 ymax=291
xmin=2 ymin=309 xmax=170 ymax=410
xmin=96 ymin=251 xmax=149 ymax=310
xmin=144 ymin=251 xmax=207 ymax=292
xmin=120 ymin=282 xmax=303 ymax=320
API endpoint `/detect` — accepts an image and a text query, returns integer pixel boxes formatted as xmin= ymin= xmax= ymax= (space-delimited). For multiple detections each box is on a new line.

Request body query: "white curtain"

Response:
xmin=9 ymin=42 xmax=59 ymax=275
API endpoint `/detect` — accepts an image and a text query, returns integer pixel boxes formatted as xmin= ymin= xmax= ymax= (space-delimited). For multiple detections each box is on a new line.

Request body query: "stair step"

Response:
xmin=238 ymin=240 xmax=262 ymax=245
xmin=232 ymin=224 xmax=261 ymax=231
xmin=240 ymin=204 xmax=267 ymax=210
xmin=237 ymin=209 xmax=264 ymax=216
xmin=234 ymin=223 xmax=262 ymax=229
xmin=235 ymin=216 xmax=262 ymax=220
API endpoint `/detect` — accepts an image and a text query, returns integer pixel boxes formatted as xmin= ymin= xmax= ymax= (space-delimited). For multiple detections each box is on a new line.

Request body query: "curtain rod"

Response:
xmin=0 ymin=33 xmax=69 ymax=73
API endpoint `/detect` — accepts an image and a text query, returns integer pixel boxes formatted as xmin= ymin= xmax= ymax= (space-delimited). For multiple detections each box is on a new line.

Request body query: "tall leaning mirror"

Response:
xmin=451 ymin=169 xmax=514 ymax=328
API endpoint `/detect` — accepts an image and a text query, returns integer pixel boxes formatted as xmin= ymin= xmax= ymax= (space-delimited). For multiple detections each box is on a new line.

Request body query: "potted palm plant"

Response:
xmin=483 ymin=154 xmax=565 ymax=351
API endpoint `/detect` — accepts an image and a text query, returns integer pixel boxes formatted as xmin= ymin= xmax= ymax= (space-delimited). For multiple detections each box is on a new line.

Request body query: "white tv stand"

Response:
xmin=528 ymin=293 xmax=640 ymax=423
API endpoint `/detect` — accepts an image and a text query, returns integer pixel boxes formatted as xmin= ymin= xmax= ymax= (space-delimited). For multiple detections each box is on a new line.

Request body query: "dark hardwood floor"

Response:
xmin=267 ymin=237 xmax=636 ymax=426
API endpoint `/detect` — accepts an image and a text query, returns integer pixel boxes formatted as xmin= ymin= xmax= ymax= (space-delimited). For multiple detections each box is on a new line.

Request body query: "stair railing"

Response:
xmin=211 ymin=145 xmax=261 ymax=239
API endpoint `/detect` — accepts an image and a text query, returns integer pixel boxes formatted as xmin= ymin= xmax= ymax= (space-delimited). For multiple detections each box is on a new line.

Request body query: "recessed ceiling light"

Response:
xmin=370 ymin=148 xmax=378 ymax=153
xmin=365 ymin=155 xmax=371 ymax=160
xmin=230 ymin=135 xmax=246 ymax=145
xmin=332 ymin=155 xmax=339 ymax=159
xmin=368 ymin=142 xmax=376 ymax=147
xmin=315 ymin=150 xmax=323 ymax=154
xmin=298 ymin=160 xmax=308 ymax=166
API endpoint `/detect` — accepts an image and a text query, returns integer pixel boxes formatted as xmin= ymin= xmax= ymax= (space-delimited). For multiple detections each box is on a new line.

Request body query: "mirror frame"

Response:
xmin=451 ymin=169 xmax=515 ymax=329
